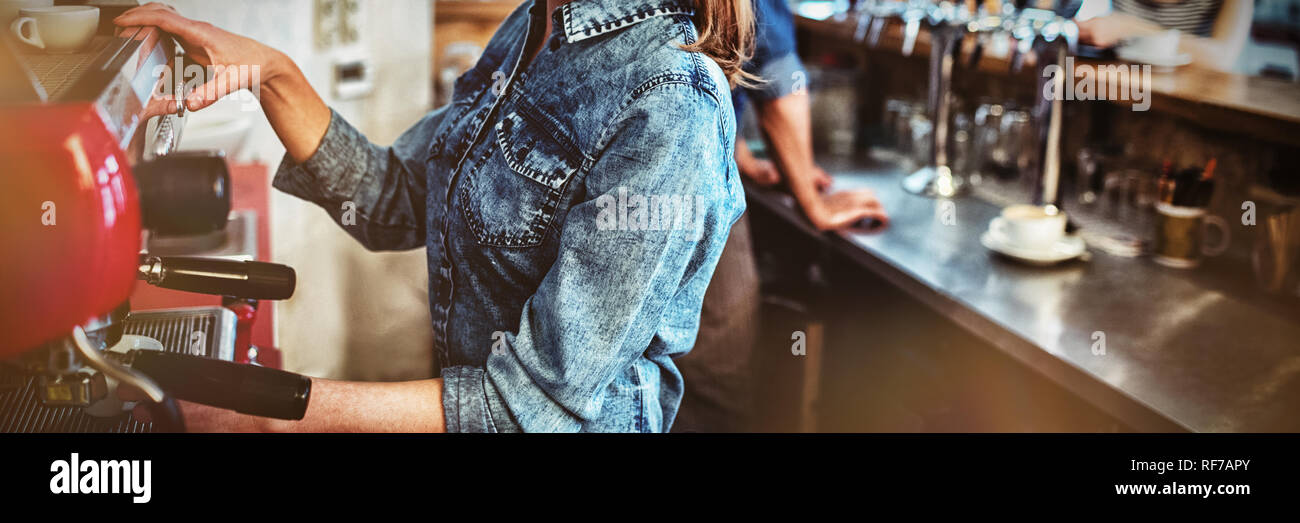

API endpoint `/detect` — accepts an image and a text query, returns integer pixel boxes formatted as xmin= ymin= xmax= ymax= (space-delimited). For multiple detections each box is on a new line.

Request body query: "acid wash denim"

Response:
xmin=273 ymin=0 xmax=744 ymax=432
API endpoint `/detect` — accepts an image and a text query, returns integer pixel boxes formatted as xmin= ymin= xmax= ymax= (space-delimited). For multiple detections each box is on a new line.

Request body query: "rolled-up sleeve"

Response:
xmin=440 ymin=83 xmax=742 ymax=432
xmin=734 ymin=0 xmax=808 ymax=115
xmin=273 ymin=108 xmax=445 ymax=251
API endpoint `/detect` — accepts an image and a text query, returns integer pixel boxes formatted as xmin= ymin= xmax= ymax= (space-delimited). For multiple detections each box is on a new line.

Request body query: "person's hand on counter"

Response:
xmin=806 ymin=187 xmax=889 ymax=231
xmin=753 ymin=93 xmax=885 ymax=231
xmin=114 ymin=2 xmax=331 ymax=165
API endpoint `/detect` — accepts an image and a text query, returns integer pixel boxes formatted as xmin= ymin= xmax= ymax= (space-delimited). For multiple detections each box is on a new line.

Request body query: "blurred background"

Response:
xmin=101 ymin=0 xmax=1300 ymax=430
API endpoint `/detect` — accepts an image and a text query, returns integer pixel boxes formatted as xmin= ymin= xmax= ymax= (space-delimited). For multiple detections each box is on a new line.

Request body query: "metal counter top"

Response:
xmin=746 ymin=156 xmax=1300 ymax=432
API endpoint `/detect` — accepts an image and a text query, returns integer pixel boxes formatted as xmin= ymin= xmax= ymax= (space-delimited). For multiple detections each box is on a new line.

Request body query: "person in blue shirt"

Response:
xmin=675 ymin=0 xmax=889 ymax=432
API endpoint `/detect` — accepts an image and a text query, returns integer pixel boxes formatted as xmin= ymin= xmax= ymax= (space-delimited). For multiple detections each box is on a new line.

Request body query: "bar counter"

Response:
xmin=746 ymin=155 xmax=1300 ymax=432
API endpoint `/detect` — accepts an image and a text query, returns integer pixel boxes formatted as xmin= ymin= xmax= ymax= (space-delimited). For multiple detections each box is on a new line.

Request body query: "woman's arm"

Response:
xmin=756 ymin=93 xmax=888 ymax=231
xmin=115 ymin=3 xmax=331 ymax=163
xmin=117 ymin=3 xmax=436 ymax=251
xmin=1077 ymin=0 xmax=1254 ymax=70
xmin=1182 ymin=0 xmax=1253 ymax=68
xmin=128 ymin=378 xmax=445 ymax=432
xmin=152 ymin=379 xmax=446 ymax=432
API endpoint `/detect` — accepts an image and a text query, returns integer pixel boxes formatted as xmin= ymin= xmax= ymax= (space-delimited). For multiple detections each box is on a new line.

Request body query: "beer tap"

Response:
xmin=861 ymin=1 xmax=1078 ymax=200
xmin=1007 ymin=7 xmax=1057 ymax=72
xmin=854 ymin=0 xmax=877 ymax=42
xmin=1026 ymin=16 xmax=1079 ymax=208
xmin=859 ymin=0 xmax=908 ymax=47
xmin=900 ymin=1 xmax=930 ymax=56
xmin=896 ymin=1 xmax=977 ymax=197
xmin=964 ymin=1 xmax=1016 ymax=69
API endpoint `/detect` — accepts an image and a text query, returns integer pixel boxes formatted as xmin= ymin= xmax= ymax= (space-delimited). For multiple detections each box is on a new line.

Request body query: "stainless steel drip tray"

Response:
xmin=16 ymin=36 xmax=116 ymax=101
xmin=0 ymin=306 xmax=236 ymax=433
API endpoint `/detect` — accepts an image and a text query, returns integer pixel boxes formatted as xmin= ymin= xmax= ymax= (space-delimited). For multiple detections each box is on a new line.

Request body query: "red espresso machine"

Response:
xmin=0 ymin=17 xmax=310 ymax=432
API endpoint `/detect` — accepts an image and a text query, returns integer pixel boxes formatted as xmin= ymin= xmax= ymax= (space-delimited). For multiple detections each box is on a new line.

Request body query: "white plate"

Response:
xmin=1116 ymin=47 xmax=1193 ymax=68
xmin=981 ymin=224 xmax=1087 ymax=266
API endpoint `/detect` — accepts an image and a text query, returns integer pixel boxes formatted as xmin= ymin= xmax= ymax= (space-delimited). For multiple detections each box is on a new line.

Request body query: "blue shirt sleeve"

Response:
xmin=734 ymin=0 xmax=809 ymax=120
xmin=272 ymin=108 xmax=443 ymax=251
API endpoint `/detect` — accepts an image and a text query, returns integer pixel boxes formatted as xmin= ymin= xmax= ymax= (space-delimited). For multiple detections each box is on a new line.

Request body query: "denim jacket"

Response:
xmin=273 ymin=0 xmax=744 ymax=432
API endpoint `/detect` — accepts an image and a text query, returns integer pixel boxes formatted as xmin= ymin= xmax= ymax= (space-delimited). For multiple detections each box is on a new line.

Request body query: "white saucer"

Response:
xmin=981 ymin=220 xmax=1087 ymax=266
xmin=1116 ymin=47 xmax=1192 ymax=68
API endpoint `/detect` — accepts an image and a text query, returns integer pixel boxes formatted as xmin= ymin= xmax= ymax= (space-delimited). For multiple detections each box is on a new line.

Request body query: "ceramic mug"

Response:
xmin=1153 ymin=202 xmax=1230 ymax=269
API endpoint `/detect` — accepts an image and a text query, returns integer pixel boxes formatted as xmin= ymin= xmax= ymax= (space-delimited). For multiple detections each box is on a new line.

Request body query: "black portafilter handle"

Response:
xmin=134 ymin=151 xmax=231 ymax=236
xmin=128 ymin=350 xmax=311 ymax=421
xmin=138 ymin=255 xmax=296 ymax=300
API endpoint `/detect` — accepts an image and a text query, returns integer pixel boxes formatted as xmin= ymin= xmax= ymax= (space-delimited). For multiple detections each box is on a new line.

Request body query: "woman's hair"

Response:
xmin=682 ymin=0 xmax=758 ymax=88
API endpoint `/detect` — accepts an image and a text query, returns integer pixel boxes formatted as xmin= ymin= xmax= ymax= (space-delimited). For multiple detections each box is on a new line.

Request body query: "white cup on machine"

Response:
xmin=991 ymin=204 xmax=1068 ymax=251
xmin=9 ymin=5 xmax=98 ymax=54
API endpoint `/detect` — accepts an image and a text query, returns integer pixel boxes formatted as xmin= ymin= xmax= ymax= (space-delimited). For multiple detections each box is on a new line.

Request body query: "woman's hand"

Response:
xmin=1077 ymin=14 xmax=1162 ymax=49
xmin=806 ymin=188 xmax=889 ymax=232
xmin=116 ymin=2 xmax=329 ymax=163
xmin=115 ymin=2 xmax=288 ymax=112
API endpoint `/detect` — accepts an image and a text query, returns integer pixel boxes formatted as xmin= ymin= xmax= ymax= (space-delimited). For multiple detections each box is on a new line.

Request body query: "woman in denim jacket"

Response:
xmin=115 ymin=0 xmax=752 ymax=432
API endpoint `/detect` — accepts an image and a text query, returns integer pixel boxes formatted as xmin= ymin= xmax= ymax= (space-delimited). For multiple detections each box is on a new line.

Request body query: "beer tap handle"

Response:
xmin=1060 ymin=18 xmax=1079 ymax=54
xmin=1010 ymin=27 xmax=1035 ymax=72
xmin=902 ymin=15 xmax=922 ymax=56
xmin=855 ymin=4 xmax=874 ymax=42
xmin=867 ymin=15 xmax=888 ymax=47
xmin=951 ymin=26 xmax=966 ymax=65
xmin=967 ymin=33 xmax=986 ymax=68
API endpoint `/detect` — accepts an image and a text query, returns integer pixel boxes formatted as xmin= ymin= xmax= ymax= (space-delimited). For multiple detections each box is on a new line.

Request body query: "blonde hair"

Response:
xmin=681 ymin=0 xmax=759 ymax=88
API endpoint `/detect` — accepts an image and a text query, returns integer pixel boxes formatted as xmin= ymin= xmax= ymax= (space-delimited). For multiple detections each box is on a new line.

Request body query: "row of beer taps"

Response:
xmin=853 ymin=0 xmax=1077 ymax=71
xmin=849 ymin=0 xmax=1079 ymax=201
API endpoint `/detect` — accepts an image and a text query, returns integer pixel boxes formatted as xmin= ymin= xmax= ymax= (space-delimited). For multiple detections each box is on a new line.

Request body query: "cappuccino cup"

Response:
xmin=9 ymin=5 xmax=98 ymax=54
xmin=993 ymin=204 xmax=1068 ymax=251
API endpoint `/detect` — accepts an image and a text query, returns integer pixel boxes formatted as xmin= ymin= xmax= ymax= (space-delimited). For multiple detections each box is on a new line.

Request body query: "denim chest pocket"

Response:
xmin=458 ymin=110 xmax=583 ymax=247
